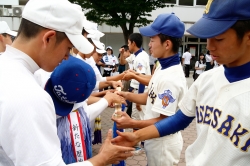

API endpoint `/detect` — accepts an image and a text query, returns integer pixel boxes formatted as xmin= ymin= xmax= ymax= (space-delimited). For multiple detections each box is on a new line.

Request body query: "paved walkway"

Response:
xmin=92 ymin=75 xmax=196 ymax=166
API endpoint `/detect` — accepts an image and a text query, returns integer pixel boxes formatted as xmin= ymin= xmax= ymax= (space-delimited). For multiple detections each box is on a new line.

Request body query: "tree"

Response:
xmin=69 ymin=0 xmax=174 ymax=44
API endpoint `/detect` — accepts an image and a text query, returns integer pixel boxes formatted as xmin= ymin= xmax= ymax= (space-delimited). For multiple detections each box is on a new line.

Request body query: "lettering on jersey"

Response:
xmin=204 ymin=0 xmax=213 ymax=14
xmin=196 ymin=105 xmax=250 ymax=152
xmin=230 ymin=124 xmax=248 ymax=147
xmin=158 ymin=90 xmax=175 ymax=109
xmin=148 ymin=83 xmax=157 ymax=104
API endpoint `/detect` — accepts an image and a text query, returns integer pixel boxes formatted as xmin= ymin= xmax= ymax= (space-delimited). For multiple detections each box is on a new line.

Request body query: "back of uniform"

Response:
xmin=179 ymin=66 xmax=250 ymax=166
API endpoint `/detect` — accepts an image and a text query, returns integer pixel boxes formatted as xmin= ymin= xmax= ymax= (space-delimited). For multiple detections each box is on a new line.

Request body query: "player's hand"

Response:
xmin=111 ymin=81 xmax=123 ymax=89
xmin=136 ymin=104 xmax=142 ymax=111
xmin=122 ymin=72 xmax=136 ymax=81
xmin=104 ymin=92 xmax=127 ymax=106
xmin=111 ymin=130 xmax=139 ymax=147
xmin=119 ymin=48 xmax=125 ymax=53
xmin=96 ymin=129 xmax=134 ymax=165
xmin=116 ymin=91 xmax=129 ymax=99
xmin=111 ymin=112 xmax=134 ymax=129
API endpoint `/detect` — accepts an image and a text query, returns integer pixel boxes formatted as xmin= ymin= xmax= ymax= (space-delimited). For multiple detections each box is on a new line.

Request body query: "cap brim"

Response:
xmin=187 ymin=17 xmax=236 ymax=38
xmin=139 ymin=25 xmax=160 ymax=37
xmin=66 ymin=33 xmax=94 ymax=54
xmin=45 ymin=79 xmax=73 ymax=116
xmin=96 ymin=48 xmax=106 ymax=54
xmin=6 ymin=30 xmax=17 ymax=37
xmin=92 ymin=39 xmax=104 ymax=50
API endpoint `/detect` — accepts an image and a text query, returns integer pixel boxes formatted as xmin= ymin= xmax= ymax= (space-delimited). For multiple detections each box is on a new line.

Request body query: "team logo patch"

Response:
xmin=204 ymin=0 xmax=213 ymax=14
xmin=158 ymin=90 xmax=175 ymax=108
xmin=137 ymin=63 xmax=143 ymax=70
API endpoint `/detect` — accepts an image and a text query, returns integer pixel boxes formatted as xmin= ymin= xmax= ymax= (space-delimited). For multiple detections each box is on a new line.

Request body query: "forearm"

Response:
xmin=87 ymin=98 xmax=108 ymax=122
xmin=155 ymin=110 xmax=194 ymax=137
xmin=99 ymin=81 xmax=112 ymax=89
xmin=124 ymin=92 xmax=147 ymax=105
xmin=91 ymin=91 xmax=106 ymax=97
xmin=131 ymin=114 xmax=167 ymax=129
xmin=107 ymin=73 xmax=124 ymax=81
xmin=120 ymin=54 xmax=127 ymax=65
xmin=87 ymin=96 xmax=101 ymax=105
xmin=133 ymin=110 xmax=195 ymax=142
xmin=133 ymin=74 xmax=152 ymax=86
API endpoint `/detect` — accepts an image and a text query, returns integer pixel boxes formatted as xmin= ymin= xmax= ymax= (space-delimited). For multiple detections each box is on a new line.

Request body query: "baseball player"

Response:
xmin=112 ymin=13 xmax=186 ymax=166
xmin=0 ymin=0 xmax=133 ymax=165
xmin=0 ymin=21 xmax=17 ymax=55
xmin=112 ymin=0 xmax=250 ymax=165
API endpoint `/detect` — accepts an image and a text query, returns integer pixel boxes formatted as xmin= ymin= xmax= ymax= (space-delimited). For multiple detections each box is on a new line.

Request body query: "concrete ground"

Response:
xmin=92 ymin=73 xmax=196 ymax=166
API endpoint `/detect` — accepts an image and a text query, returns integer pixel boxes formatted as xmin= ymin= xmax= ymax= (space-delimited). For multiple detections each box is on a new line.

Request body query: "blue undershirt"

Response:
xmin=158 ymin=53 xmax=180 ymax=70
xmin=224 ymin=61 xmax=250 ymax=83
xmin=155 ymin=61 xmax=250 ymax=137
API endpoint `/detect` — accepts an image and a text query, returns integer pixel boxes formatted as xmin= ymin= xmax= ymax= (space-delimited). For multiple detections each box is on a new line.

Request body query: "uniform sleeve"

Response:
xmin=151 ymin=80 xmax=183 ymax=116
xmin=178 ymin=79 xmax=199 ymax=117
xmin=182 ymin=53 xmax=185 ymax=58
xmin=195 ymin=61 xmax=199 ymax=67
xmin=126 ymin=55 xmax=133 ymax=63
xmin=135 ymin=56 xmax=148 ymax=74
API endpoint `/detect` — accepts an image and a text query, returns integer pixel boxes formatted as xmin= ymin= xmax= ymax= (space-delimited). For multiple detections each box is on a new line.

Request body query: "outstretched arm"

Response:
xmin=112 ymin=110 xmax=195 ymax=147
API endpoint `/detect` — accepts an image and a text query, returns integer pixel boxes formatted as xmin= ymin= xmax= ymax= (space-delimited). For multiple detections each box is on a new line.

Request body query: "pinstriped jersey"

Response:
xmin=179 ymin=66 xmax=250 ymax=166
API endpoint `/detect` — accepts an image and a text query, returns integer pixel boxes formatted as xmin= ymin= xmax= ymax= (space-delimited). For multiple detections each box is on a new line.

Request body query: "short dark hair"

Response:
xmin=121 ymin=45 xmax=129 ymax=51
xmin=185 ymin=48 xmax=190 ymax=52
xmin=128 ymin=33 xmax=143 ymax=48
xmin=157 ymin=33 xmax=182 ymax=53
xmin=231 ymin=20 xmax=250 ymax=42
xmin=18 ymin=18 xmax=67 ymax=45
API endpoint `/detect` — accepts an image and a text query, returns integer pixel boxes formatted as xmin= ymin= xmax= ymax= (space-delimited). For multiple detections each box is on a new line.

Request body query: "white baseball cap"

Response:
xmin=87 ymin=31 xmax=104 ymax=49
xmin=106 ymin=46 xmax=112 ymax=50
xmin=0 ymin=21 xmax=17 ymax=37
xmin=22 ymin=0 xmax=94 ymax=54
xmin=87 ymin=31 xmax=106 ymax=54
xmin=96 ymin=43 xmax=106 ymax=54
xmin=84 ymin=21 xmax=104 ymax=37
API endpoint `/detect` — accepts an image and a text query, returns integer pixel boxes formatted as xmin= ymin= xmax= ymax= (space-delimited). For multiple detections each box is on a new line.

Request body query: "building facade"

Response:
xmin=0 ymin=0 xmax=208 ymax=60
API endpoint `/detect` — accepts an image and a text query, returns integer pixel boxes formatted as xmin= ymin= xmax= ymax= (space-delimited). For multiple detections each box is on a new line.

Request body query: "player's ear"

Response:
xmin=245 ymin=31 xmax=250 ymax=46
xmin=42 ymin=30 xmax=56 ymax=47
xmin=164 ymin=39 xmax=172 ymax=51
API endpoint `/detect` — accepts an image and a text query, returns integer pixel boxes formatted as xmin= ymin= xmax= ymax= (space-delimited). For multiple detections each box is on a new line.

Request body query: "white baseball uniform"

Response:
xmin=127 ymin=49 xmax=151 ymax=120
xmin=144 ymin=63 xmax=187 ymax=166
xmin=179 ymin=66 xmax=250 ymax=166
xmin=0 ymin=45 xmax=93 ymax=166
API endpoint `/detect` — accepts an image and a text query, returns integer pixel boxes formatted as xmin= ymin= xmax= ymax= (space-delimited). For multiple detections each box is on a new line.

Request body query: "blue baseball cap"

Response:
xmin=187 ymin=0 xmax=250 ymax=38
xmin=139 ymin=13 xmax=184 ymax=38
xmin=45 ymin=56 xmax=96 ymax=116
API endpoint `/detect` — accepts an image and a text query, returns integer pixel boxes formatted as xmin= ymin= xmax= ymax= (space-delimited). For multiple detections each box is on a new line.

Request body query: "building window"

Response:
xmin=187 ymin=37 xmax=198 ymax=42
xmin=196 ymin=0 xmax=207 ymax=5
xmin=166 ymin=0 xmax=176 ymax=4
xmin=179 ymin=0 xmax=193 ymax=6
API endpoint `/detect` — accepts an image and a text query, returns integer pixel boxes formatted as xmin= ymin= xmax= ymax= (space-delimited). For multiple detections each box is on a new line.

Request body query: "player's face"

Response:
xmin=207 ymin=28 xmax=250 ymax=67
xmin=148 ymin=35 xmax=166 ymax=58
xmin=128 ymin=40 xmax=135 ymax=53
xmin=41 ymin=37 xmax=72 ymax=72
xmin=92 ymin=51 xmax=103 ymax=63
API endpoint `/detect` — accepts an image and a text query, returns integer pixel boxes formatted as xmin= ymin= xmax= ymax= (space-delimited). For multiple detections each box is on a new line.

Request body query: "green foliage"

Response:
xmin=69 ymin=0 xmax=173 ymax=42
